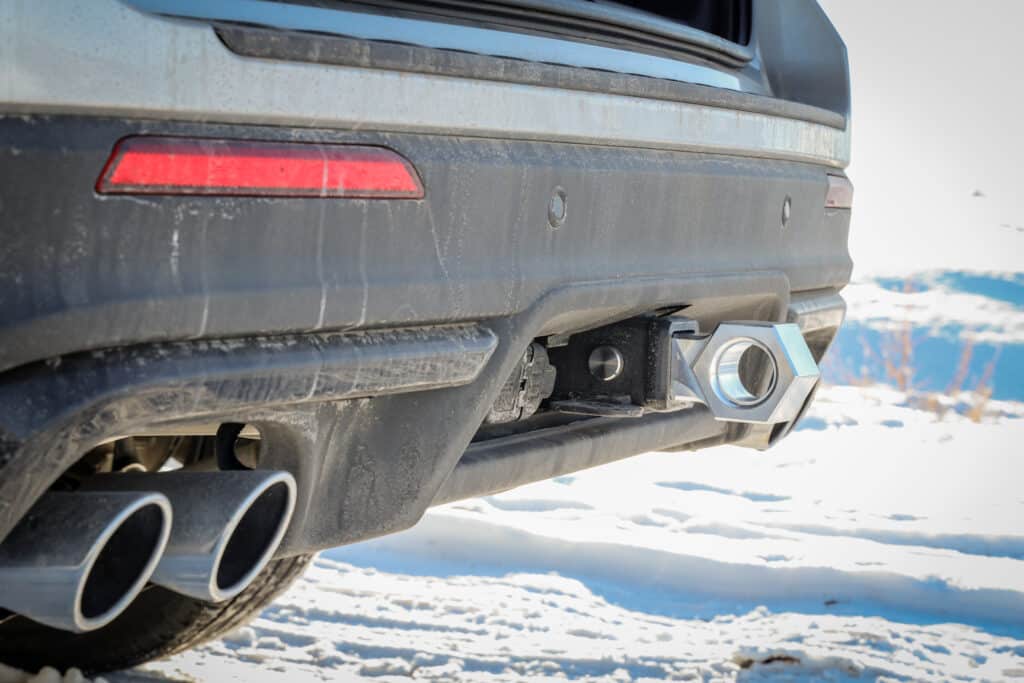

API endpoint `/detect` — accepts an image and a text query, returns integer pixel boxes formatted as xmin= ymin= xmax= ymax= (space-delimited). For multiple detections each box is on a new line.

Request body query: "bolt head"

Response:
xmin=691 ymin=322 xmax=819 ymax=424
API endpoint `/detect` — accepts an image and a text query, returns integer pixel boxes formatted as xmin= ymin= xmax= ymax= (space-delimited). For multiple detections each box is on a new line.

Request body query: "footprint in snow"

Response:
xmin=656 ymin=481 xmax=789 ymax=503
xmin=887 ymin=513 xmax=922 ymax=522
xmin=758 ymin=554 xmax=790 ymax=563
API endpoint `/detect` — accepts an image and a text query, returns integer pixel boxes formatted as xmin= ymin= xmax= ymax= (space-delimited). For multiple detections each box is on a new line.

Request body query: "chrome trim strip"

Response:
xmin=0 ymin=0 xmax=850 ymax=168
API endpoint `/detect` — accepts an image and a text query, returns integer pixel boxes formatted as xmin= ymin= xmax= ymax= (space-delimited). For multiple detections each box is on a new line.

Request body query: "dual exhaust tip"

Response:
xmin=0 ymin=470 xmax=295 ymax=633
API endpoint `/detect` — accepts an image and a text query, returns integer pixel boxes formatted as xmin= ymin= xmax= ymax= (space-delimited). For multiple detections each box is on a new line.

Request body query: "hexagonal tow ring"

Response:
xmin=670 ymin=322 xmax=820 ymax=424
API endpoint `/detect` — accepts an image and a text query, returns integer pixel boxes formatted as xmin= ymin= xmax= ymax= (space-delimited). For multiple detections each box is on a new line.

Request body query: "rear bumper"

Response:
xmin=0 ymin=112 xmax=851 ymax=553
xmin=0 ymin=0 xmax=852 ymax=554
xmin=0 ymin=115 xmax=851 ymax=373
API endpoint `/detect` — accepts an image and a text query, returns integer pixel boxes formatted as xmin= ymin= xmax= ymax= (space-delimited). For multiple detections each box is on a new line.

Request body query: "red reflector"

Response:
xmin=97 ymin=137 xmax=424 ymax=198
xmin=825 ymin=174 xmax=854 ymax=209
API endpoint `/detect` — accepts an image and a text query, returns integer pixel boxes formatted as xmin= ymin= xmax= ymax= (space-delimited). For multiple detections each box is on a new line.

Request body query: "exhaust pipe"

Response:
xmin=0 ymin=491 xmax=172 ymax=632
xmin=85 ymin=470 xmax=296 ymax=602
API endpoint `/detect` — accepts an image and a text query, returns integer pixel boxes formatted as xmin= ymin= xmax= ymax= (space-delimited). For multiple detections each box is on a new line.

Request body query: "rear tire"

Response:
xmin=0 ymin=553 xmax=313 ymax=675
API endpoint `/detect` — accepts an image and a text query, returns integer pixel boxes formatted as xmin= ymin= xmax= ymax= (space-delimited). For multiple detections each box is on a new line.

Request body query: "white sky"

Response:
xmin=818 ymin=0 xmax=1024 ymax=276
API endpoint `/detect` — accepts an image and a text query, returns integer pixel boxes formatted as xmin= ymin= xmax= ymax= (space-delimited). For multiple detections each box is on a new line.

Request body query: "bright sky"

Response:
xmin=818 ymin=0 xmax=1024 ymax=276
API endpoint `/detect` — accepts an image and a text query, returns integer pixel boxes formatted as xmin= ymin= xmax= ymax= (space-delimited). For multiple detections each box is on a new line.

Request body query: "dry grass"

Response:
xmin=822 ymin=280 xmax=1002 ymax=423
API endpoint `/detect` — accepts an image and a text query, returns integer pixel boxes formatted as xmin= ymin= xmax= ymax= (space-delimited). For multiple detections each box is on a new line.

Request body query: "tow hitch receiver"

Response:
xmin=548 ymin=317 xmax=820 ymax=426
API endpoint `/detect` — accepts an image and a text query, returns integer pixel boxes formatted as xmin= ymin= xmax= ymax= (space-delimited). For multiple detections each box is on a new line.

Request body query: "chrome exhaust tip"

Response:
xmin=0 ymin=491 xmax=172 ymax=632
xmin=85 ymin=470 xmax=296 ymax=603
